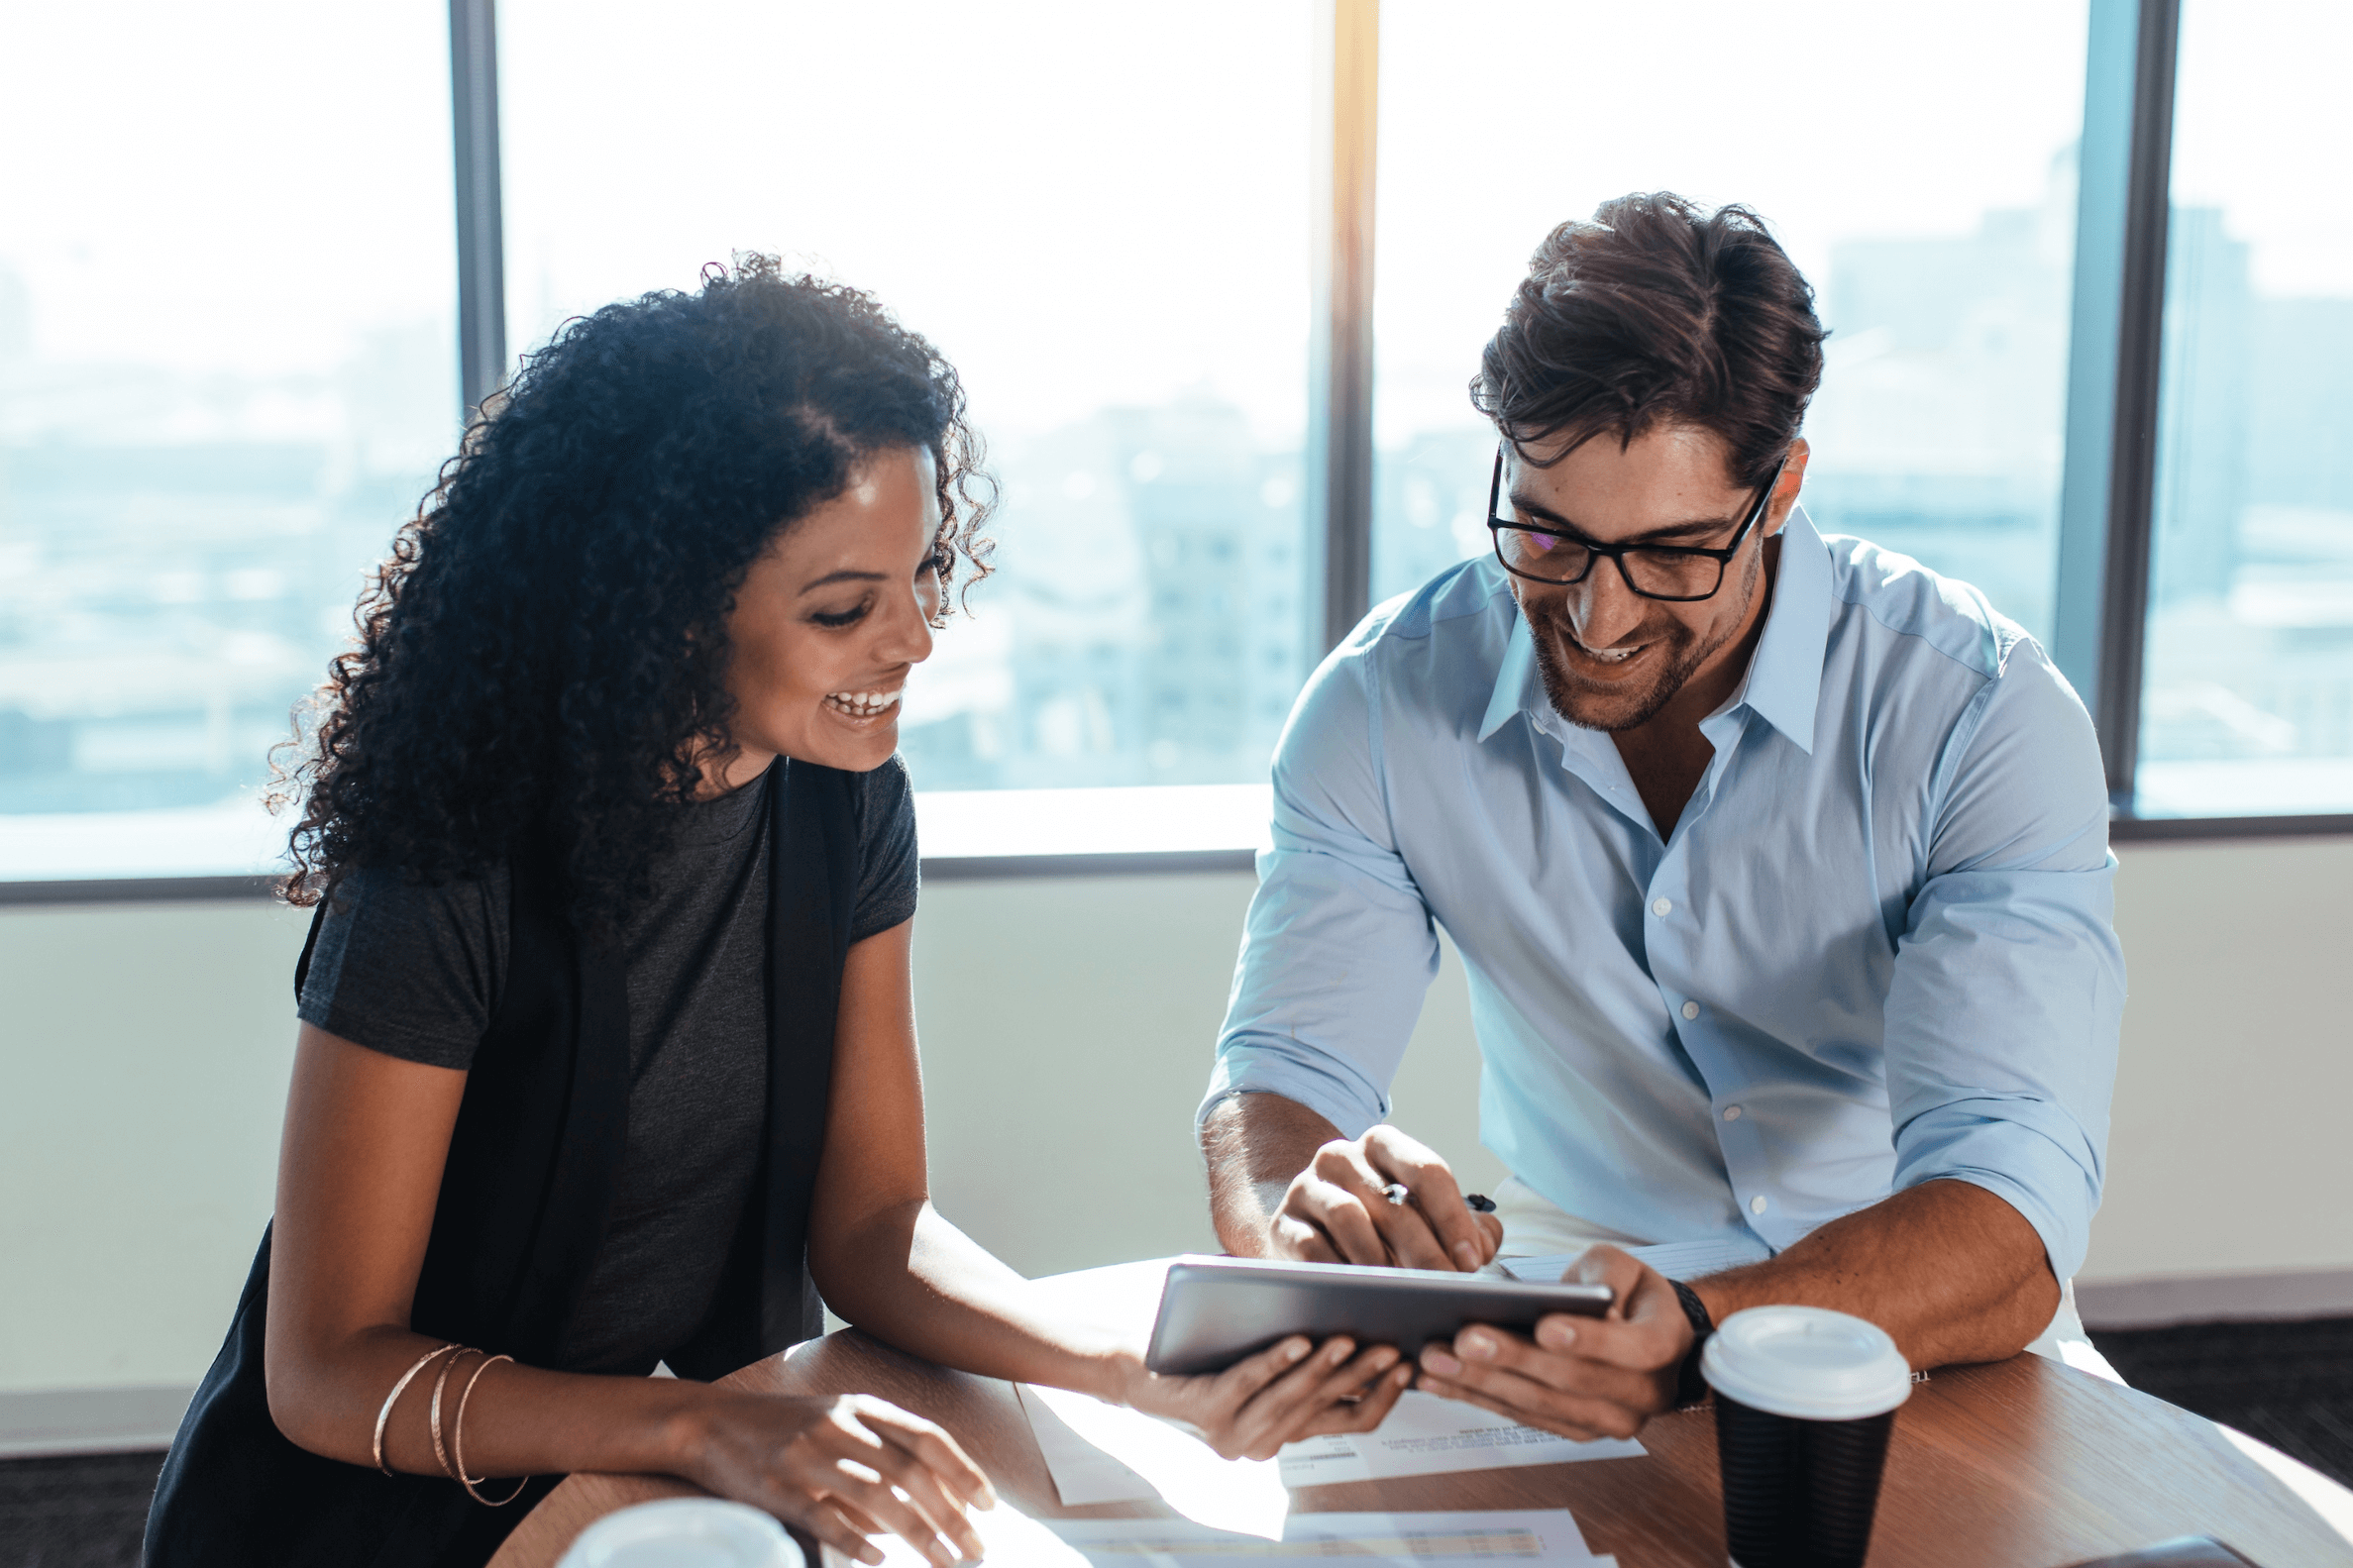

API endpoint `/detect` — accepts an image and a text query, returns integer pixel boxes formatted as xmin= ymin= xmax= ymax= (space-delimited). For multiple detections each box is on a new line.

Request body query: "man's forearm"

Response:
xmin=1688 ymin=1179 xmax=2061 ymax=1369
xmin=1201 ymin=1093 xmax=1342 ymax=1256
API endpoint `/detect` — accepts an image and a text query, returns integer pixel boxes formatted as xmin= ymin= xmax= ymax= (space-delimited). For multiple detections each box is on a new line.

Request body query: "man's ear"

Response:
xmin=1765 ymin=437 xmax=1811 ymax=537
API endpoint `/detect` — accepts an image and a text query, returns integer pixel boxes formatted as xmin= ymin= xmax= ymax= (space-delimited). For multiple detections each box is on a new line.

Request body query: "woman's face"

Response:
xmin=716 ymin=445 xmax=943 ymax=786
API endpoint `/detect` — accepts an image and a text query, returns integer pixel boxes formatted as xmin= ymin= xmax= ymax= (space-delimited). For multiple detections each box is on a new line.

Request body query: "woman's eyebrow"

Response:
xmin=798 ymin=568 xmax=887 ymax=594
xmin=1506 ymin=489 xmax=1742 ymax=544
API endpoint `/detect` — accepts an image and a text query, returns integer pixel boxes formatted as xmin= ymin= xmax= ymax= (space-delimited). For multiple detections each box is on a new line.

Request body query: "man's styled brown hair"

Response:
xmin=1472 ymin=192 xmax=1827 ymax=490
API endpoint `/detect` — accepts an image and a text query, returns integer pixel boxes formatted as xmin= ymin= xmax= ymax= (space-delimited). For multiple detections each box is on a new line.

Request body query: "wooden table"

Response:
xmin=492 ymin=1265 xmax=2353 ymax=1568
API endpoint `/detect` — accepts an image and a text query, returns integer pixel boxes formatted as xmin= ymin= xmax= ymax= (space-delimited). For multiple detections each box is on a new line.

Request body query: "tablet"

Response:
xmin=1142 ymin=1254 xmax=1616 ymax=1376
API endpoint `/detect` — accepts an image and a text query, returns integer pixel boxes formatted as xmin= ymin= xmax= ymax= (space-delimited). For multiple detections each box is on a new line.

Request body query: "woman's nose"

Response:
xmin=885 ymin=579 xmax=936 ymax=667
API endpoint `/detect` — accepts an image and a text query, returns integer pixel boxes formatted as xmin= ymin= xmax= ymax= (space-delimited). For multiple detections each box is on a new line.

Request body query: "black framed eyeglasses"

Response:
xmin=1486 ymin=445 xmax=1790 ymax=602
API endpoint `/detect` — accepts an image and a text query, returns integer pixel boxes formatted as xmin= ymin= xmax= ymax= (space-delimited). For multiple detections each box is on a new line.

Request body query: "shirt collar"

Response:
xmin=1478 ymin=610 xmax=1545 ymax=742
xmin=1736 ymin=503 xmax=1831 ymax=754
xmin=1477 ymin=503 xmax=1833 ymax=754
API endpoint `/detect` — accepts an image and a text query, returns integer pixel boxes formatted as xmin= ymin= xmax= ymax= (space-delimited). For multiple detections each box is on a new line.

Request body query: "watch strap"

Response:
xmin=1669 ymin=1278 xmax=1715 ymax=1408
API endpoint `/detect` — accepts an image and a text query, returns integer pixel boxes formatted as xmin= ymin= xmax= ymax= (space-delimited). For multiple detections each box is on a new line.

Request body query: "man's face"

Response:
xmin=1501 ymin=423 xmax=1800 ymax=733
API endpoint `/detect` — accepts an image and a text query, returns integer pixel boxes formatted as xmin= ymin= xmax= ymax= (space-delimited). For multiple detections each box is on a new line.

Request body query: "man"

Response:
xmin=1199 ymin=193 xmax=2123 ymax=1441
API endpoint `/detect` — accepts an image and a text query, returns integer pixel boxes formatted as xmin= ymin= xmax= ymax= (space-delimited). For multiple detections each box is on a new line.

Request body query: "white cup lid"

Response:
xmin=1700 ymin=1306 xmax=1912 ymax=1420
xmin=556 ymin=1499 xmax=805 ymax=1568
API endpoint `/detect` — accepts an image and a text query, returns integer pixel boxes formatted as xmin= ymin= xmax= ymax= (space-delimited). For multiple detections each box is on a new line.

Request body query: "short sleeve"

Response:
xmin=850 ymin=757 xmax=919 ymax=943
xmin=295 ymin=864 xmax=510 ymax=1070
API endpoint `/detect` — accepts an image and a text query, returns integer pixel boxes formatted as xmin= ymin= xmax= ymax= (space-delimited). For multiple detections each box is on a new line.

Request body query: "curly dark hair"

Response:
xmin=1472 ymin=192 xmax=1825 ymax=489
xmin=272 ymin=255 xmax=994 ymax=927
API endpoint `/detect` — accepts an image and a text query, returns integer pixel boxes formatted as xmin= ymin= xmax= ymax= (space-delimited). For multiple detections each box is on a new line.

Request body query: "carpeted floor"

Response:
xmin=2093 ymin=1314 xmax=2353 ymax=1491
xmin=0 ymin=1450 xmax=164 ymax=1568
xmin=4 ymin=1319 xmax=2349 ymax=1562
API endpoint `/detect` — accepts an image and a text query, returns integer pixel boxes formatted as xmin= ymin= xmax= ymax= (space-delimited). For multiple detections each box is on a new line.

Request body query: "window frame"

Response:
xmin=9 ymin=0 xmax=2340 ymax=905
xmin=2055 ymin=0 xmax=2351 ymax=843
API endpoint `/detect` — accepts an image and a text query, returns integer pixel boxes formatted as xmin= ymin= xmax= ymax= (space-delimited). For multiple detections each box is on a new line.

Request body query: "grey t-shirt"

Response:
xmin=295 ymin=759 xmax=919 ymax=1374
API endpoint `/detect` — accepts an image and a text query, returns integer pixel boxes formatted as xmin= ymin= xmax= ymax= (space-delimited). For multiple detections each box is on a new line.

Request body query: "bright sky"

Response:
xmin=497 ymin=0 xmax=1313 ymax=444
xmin=1 ymin=0 xmax=2341 ymax=437
xmin=0 ymin=0 xmax=454 ymax=375
xmin=2169 ymin=0 xmax=2353 ymax=299
xmin=1371 ymin=0 xmax=2094 ymax=436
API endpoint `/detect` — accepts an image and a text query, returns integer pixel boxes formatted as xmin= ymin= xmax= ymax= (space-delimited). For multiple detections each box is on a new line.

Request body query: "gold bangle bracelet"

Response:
xmin=451 ymin=1352 xmax=527 ymax=1506
xmin=428 ymin=1346 xmax=476 ymax=1482
xmin=373 ymin=1343 xmax=459 ymax=1477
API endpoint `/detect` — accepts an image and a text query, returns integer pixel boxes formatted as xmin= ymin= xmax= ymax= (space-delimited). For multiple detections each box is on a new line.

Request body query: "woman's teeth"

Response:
xmin=825 ymin=688 xmax=903 ymax=718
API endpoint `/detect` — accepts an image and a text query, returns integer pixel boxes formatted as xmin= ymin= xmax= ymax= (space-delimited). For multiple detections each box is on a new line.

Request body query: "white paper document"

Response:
xmin=1274 ymin=1391 xmax=1643 ymax=1485
xmin=854 ymin=1507 xmax=1614 ymax=1568
xmin=1500 ymin=1236 xmax=1772 ymax=1285
xmin=1015 ymin=1384 xmax=1157 ymax=1507
xmin=1015 ymin=1383 xmax=1290 ymax=1535
xmin=849 ymin=1498 xmax=1094 ymax=1568
xmin=1049 ymin=1511 xmax=1613 ymax=1568
xmin=1017 ymin=1382 xmax=1640 ymax=1516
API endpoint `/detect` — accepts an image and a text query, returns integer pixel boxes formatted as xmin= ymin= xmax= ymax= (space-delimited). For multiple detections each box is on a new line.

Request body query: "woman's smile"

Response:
xmin=823 ymin=685 xmax=906 ymax=722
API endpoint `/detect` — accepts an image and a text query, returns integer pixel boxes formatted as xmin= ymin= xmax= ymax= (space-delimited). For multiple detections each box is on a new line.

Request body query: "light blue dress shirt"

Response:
xmin=1206 ymin=509 xmax=2123 ymax=1281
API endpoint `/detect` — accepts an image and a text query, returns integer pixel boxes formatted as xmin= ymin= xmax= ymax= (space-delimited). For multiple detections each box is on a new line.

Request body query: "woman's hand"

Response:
xmin=678 ymin=1391 xmax=996 ymax=1566
xmin=1123 ymin=1335 xmax=1416 ymax=1462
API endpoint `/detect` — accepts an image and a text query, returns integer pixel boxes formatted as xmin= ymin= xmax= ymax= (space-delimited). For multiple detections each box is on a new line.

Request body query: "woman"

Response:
xmin=145 ymin=259 xmax=1411 ymax=1568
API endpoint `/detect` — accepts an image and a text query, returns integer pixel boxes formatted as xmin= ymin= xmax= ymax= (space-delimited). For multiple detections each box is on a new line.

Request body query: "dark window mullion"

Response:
xmin=1308 ymin=0 xmax=1378 ymax=658
xmin=2095 ymin=0 xmax=2183 ymax=808
xmin=2054 ymin=0 xmax=2182 ymax=809
xmin=450 ymin=0 xmax=507 ymax=428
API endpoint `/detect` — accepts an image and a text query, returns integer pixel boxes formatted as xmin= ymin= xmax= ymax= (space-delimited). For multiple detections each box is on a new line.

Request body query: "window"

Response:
xmin=498 ymin=0 xmax=1314 ymax=795
xmin=1370 ymin=0 xmax=2091 ymax=649
xmin=0 ymin=0 xmax=457 ymax=881
xmin=6 ymin=0 xmax=2347 ymax=894
xmin=2132 ymin=0 xmax=2353 ymax=817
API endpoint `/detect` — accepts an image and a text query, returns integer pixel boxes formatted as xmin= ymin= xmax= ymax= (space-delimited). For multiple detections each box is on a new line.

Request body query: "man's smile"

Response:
xmin=1565 ymin=637 xmax=1651 ymax=671
xmin=1541 ymin=613 xmax=1668 ymax=680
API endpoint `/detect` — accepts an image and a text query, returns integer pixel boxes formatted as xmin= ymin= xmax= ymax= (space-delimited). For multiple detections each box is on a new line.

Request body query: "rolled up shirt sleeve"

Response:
xmin=1202 ymin=634 xmax=1443 ymax=1137
xmin=1883 ymin=637 xmax=2125 ymax=1283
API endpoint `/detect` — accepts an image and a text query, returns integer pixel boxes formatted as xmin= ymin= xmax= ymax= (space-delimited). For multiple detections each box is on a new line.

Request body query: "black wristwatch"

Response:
xmin=1669 ymin=1278 xmax=1715 ymax=1408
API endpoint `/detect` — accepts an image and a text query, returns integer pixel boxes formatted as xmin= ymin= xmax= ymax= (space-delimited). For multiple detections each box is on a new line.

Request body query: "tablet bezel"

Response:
xmin=1142 ymin=1254 xmax=1618 ymax=1376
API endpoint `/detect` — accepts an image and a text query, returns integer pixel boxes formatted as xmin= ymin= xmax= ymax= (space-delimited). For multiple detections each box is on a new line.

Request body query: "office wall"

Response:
xmin=2092 ymin=838 xmax=2353 ymax=1280
xmin=3 ymin=837 xmax=2348 ymax=1396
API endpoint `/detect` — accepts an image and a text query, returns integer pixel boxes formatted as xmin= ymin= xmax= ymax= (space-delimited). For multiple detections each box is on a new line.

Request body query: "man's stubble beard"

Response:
xmin=1522 ymin=550 xmax=1765 ymax=734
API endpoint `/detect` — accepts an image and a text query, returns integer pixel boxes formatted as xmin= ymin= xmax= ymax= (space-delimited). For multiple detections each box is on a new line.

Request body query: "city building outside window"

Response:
xmin=4 ymin=0 xmax=2346 ymax=890
xmin=2132 ymin=0 xmax=2353 ymax=816
xmin=0 ymin=0 xmax=457 ymax=882
xmin=498 ymin=0 xmax=1314 ymax=803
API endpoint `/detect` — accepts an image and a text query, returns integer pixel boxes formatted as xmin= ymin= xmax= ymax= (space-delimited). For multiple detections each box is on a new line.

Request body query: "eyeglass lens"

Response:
xmin=1494 ymin=529 xmax=1725 ymax=597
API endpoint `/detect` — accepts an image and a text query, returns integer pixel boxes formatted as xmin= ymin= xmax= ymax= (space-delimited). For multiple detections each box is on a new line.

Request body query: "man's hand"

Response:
xmin=1412 ymin=1245 xmax=1688 ymax=1440
xmin=1270 ymin=1126 xmax=1505 ymax=1272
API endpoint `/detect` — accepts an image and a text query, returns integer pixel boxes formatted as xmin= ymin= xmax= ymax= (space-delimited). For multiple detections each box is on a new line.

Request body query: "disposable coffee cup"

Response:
xmin=556 ymin=1498 xmax=805 ymax=1568
xmin=1701 ymin=1306 xmax=1912 ymax=1568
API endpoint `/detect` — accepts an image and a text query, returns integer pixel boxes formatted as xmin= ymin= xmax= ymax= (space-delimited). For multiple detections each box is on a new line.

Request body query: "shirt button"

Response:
xmin=1681 ymin=1000 xmax=1700 ymax=1020
xmin=1723 ymin=1105 xmax=1743 ymax=1121
xmin=1652 ymin=897 xmax=1672 ymax=917
xmin=1750 ymin=1195 xmax=1769 ymax=1215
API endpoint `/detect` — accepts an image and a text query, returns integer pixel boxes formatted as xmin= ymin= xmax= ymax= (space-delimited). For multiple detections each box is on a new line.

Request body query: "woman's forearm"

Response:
xmin=811 ymin=1202 xmax=1142 ymax=1406
xmin=269 ymin=1323 xmax=718 ymax=1482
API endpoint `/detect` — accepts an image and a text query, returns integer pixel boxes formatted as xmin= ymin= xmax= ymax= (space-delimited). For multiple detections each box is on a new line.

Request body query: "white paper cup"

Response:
xmin=556 ymin=1498 xmax=805 ymax=1568
xmin=1701 ymin=1306 xmax=1912 ymax=1568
